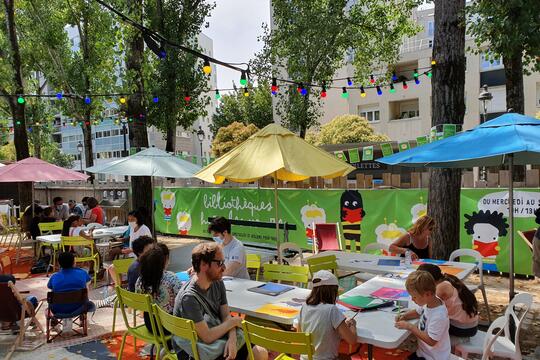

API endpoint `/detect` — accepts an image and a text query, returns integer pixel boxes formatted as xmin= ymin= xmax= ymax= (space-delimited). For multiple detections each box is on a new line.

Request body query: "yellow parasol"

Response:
xmin=195 ymin=123 xmax=355 ymax=256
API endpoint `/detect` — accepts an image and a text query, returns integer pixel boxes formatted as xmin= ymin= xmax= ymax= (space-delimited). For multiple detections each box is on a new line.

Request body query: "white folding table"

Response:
xmin=310 ymin=250 xmax=477 ymax=281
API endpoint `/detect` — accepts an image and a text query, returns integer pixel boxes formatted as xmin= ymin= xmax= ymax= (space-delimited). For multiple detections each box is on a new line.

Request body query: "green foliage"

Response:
xmin=144 ymin=0 xmax=215 ymax=149
xmin=0 ymin=142 xmax=16 ymax=161
xmin=211 ymin=122 xmax=259 ymax=157
xmin=210 ymin=82 xmax=273 ymax=135
xmin=254 ymin=0 xmax=420 ymax=136
xmin=311 ymin=114 xmax=390 ymax=145
xmin=467 ymin=0 xmax=540 ymax=73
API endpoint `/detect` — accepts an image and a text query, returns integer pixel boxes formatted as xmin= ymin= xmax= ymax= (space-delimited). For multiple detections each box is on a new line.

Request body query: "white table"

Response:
xmin=36 ymin=225 xmax=129 ymax=245
xmin=339 ymin=276 xmax=419 ymax=359
xmin=310 ymin=251 xmax=477 ymax=281
xmin=223 ymin=277 xmax=310 ymax=326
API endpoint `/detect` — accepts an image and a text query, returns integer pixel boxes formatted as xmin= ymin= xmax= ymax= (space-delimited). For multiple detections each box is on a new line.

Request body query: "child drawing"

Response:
xmin=464 ymin=210 xmax=509 ymax=258
xmin=300 ymin=204 xmax=326 ymax=247
xmin=177 ymin=211 xmax=192 ymax=235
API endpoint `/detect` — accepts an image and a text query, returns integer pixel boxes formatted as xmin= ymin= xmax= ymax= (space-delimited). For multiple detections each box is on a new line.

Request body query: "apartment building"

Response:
xmin=317 ymin=7 xmax=540 ymax=141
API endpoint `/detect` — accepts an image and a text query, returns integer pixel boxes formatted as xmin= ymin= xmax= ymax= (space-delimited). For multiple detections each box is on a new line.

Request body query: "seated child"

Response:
xmin=395 ymin=270 xmax=451 ymax=360
xmin=296 ymin=270 xmax=357 ymax=360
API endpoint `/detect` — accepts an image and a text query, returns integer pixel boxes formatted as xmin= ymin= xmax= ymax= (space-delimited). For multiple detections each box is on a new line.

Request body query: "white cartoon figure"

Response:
xmin=300 ymin=204 xmax=326 ymax=247
xmin=411 ymin=203 xmax=427 ymax=223
xmin=160 ymin=190 xmax=176 ymax=222
xmin=464 ymin=210 xmax=508 ymax=259
xmin=375 ymin=223 xmax=407 ymax=251
xmin=177 ymin=211 xmax=192 ymax=235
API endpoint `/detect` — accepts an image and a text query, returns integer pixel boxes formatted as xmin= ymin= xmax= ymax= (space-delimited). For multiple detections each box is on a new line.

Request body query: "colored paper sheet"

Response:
xmin=348 ymin=148 xmax=360 ymax=163
xmin=380 ymin=143 xmax=394 ymax=157
xmin=439 ymin=265 xmax=463 ymax=276
xmin=338 ymin=295 xmax=392 ymax=310
xmin=377 ymin=259 xmax=401 ymax=267
xmin=371 ymin=287 xmax=409 ymax=300
xmin=176 ymin=271 xmax=190 ymax=282
xmin=255 ymin=304 xmax=300 ymax=318
xmin=416 ymin=136 xmax=429 ymax=146
xmin=362 ymin=146 xmax=374 ymax=161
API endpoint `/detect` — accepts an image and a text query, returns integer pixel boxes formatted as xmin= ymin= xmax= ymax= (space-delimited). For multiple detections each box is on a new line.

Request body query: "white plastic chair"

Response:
xmin=86 ymin=222 xmax=105 ymax=230
xmin=455 ymin=292 xmax=533 ymax=360
xmin=278 ymin=242 xmax=304 ymax=265
xmin=109 ymin=216 xmax=119 ymax=227
xmin=449 ymin=248 xmax=491 ymax=323
xmin=480 ymin=316 xmax=507 ymax=360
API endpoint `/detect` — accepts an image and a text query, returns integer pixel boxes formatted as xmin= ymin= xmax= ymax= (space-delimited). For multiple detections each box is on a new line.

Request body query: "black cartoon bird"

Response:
xmin=340 ymin=190 xmax=366 ymax=252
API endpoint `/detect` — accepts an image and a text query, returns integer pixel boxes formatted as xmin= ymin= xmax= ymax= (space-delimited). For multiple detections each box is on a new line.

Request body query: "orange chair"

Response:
xmin=313 ymin=223 xmax=342 ymax=253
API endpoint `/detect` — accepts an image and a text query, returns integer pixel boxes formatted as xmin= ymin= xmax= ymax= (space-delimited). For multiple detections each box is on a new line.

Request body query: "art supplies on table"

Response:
xmin=248 ymin=282 xmax=295 ymax=296
xmin=370 ymin=287 xmax=409 ymax=300
xmin=377 ymin=259 xmax=401 ymax=267
xmin=337 ymin=295 xmax=394 ymax=311
xmin=439 ymin=265 xmax=463 ymax=276
xmin=255 ymin=303 xmax=300 ymax=318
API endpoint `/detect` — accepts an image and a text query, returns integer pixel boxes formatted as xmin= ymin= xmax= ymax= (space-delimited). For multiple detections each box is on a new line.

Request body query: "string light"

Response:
xmin=341 ymin=87 xmax=349 ymax=99
xmin=84 ymin=96 xmax=91 ymax=104
xmin=243 ymin=87 xmax=249 ymax=97
xmin=414 ymin=73 xmax=420 ymax=85
xmin=392 ymin=71 xmax=398 ymax=82
xmin=203 ymin=58 xmax=212 ymax=74
xmin=153 ymin=96 xmax=159 ymax=103
xmin=321 ymin=83 xmax=327 ymax=98
xmin=431 ymin=59 xmax=436 ymax=65
xmin=17 ymin=96 xmax=25 ymax=104
xmin=427 ymin=71 xmax=432 ymax=78
xmin=360 ymin=86 xmax=366 ymax=98
xmin=297 ymin=83 xmax=303 ymax=94
xmin=119 ymin=96 xmax=126 ymax=104
xmin=214 ymin=89 xmax=221 ymax=100
xmin=369 ymin=74 xmax=375 ymax=84
xmin=376 ymin=86 xmax=382 ymax=96
xmin=300 ymin=84 xmax=308 ymax=96
xmin=402 ymin=81 xmax=408 ymax=90
xmin=240 ymin=71 xmax=247 ymax=86
xmin=413 ymin=69 xmax=419 ymax=77
xmin=56 ymin=92 xmax=63 ymax=100
xmin=389 ymin=83 xmax=396 ymax=93
xmin=271 ymin=78 xmax=278 ymax=95
xmin=347 ymin=77 xmax=353 ymax=86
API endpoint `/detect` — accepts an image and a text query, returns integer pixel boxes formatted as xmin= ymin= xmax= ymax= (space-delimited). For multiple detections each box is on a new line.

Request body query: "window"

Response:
xmin=536 ymin=83 xmax=540 ymax=107
xmin=480 ymin=53 xmax=503 ymax=71
xmin=427 ymin=21 xmax=434 ymax=37
xmin=357 ymin=105 xmax=380 ymax=122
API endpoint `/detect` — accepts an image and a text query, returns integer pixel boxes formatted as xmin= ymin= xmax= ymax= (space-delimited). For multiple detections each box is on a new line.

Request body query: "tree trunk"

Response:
xmin=82 ymin=106 xmax=94 ymax=169
xmin=3 ymin=0 xmax=32 ymax=207
xmin=503 ymin=52 xmax=525 ymax=181
xmin=165 ymin=125 xmax=176 ymax=153
xmin=428 ymin=0 xmax=466 ymax=260
xmin=126 ymin=0 xmax=153 ymax=233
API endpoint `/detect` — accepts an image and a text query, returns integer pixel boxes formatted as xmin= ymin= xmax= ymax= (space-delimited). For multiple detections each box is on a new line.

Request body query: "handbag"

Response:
xmin=174 ymin=287 xmax=245 ymax=360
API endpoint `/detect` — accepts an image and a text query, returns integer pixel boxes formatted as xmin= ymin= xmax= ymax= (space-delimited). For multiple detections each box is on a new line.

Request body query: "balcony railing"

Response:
xmin=399 ymin=38 xmax=433 ymax=54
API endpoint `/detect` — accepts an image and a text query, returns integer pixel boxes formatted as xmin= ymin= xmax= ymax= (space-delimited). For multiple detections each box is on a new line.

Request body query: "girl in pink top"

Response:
xmin=418 ymin=264 xmax=479 ymax=338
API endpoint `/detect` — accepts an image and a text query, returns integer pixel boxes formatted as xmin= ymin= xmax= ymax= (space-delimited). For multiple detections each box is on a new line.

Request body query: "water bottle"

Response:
xmin=404 ymin=250 xmax=412 ymax=266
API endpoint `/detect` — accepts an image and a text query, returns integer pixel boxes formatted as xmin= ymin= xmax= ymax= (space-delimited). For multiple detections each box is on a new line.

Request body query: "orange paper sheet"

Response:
xmin=255 ymin=304 xmax=300 ymax=318
xmin=439 ymin=265 xmax=463 ymax=276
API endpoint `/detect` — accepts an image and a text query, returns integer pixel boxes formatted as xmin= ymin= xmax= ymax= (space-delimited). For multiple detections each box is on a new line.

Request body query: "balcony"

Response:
xmin=389 ymin=99 xmax=420 ymax=121
xmin=399 ymin=37 xmax=433 ymax=55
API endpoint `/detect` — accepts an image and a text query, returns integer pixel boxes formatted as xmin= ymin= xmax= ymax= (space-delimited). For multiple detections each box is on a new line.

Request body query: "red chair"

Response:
xmin=517 ymin=229 xmax=537 ymax=250
xmin=313 ymin=223 xmax=342 ymax=253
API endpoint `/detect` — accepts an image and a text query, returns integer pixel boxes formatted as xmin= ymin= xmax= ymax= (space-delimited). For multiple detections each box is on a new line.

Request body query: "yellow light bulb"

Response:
xmin=203 ymin=65 xmax=212 ymax=74
xmin=431 ymin=60 xmax=436 ymax=65
xmin=360 ymin=93 xmax=366 ymax=98
xmin=119 ymin=97 xmax=126 ymax=104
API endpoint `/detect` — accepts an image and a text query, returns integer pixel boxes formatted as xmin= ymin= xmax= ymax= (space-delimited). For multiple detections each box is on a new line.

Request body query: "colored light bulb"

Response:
xmin=184 ymin=95 xmax=191 ymax=102
xmin=369 ymin=75 xmax=375 ymax=84
xmin=392 ymin=72 xmax=398 ymax=82
xmin=413 ymin=69 xmax=419 ymax=77
xmin=153 ymin=96 xmax=159 ymax=103
xmin=431 ymin=59 xmax=436 ymax=65
xmin=84 ymin=97 xmax=91 ymax=104
xmin=240 ymin=71 xmax=247 ymax=86
xmin=243 ymin=88 xmax=249 ymax=97
xmin=427 ymin=71 xmax=432 ymax=78
xmin=215 ymin=90 xmax=221 ymax=100
xmin=203 ymin=58 xmax=212 ymax=74
xmin=56 ymin=93 xmax=63 ymax=100
xmin=402 ymin=81 xmax=408 ymax=90
xmin=119 ymin=97 xmax=126 ymax=104
xmin=360 ymin=86 xmax=366 ymax=98
xmin=389 ymin=84 xmax=396 ymax=93
xmin=341 ymin=87 xmax=349 ymax=99
xmin=347 ymin=77 xmax=353 ymax=86
xmin=415 ymin=77 xmax=420 ymax=85
xmin=17 ymin=96 xmax=25 ymax=104
xmin=376 ymin=86 xmax=382 ymax=96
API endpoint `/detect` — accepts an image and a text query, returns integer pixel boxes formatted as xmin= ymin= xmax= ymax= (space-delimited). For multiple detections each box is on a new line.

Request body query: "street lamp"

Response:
xmin=196 ymin=126 xmax=205 ymax=164
xmin=121 ymin=119 xmax=128 ymax=157
xmin=478 ymin=84 xmax=493 ymax=181
xmin=76 ymin=141 xmax=84 ymax=172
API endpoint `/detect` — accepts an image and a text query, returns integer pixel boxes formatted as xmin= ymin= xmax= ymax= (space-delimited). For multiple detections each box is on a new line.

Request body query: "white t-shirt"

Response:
xmin=297 ymin=303 xmax=346 ymax=360
xmin=129 ymin=224 xmax=152 ymax=257
xmin=220 ymin=237 xmax=250 ymax=279
xmin=69 ymin=226 xmax=84 ymax=237
xmin=415 ymin=301 xmax=451 ymax=360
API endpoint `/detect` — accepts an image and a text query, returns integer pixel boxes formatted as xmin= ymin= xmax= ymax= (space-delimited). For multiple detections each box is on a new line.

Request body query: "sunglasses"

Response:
xmin=211 ymin=259 xmax=226 ymax=267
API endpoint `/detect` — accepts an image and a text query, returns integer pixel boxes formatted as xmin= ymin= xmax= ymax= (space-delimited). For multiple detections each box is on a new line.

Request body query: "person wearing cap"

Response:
xmin=296 ymin=270 xmax=357 ymax=359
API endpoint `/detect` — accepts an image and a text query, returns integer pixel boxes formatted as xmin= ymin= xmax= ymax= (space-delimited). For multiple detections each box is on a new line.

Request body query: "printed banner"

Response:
xmin=398 ymin=141 xmax=410 ymax=152
xmin=191 ymin=155 xmax=198 ymax=164
xmin=443 ymin=124 xmax=457 ymax=138
xmin=416 ymin=136 xmax=428 ymax=146
xmin=334 ymin=151 xmax=346 ymax=161
xmin=154 ymin=188 xmax=540 ymax=275
xmin=348 ymin=148 xmax=360 ymax=163
xmin=362 ymin=146 xmax=374 ymax=161
xmin=380 ymin=143 xmax=394 ymax=157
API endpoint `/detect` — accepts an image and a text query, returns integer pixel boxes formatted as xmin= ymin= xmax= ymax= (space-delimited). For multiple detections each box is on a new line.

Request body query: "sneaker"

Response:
xmin=95 ymin=294 xmax=116 ymax=308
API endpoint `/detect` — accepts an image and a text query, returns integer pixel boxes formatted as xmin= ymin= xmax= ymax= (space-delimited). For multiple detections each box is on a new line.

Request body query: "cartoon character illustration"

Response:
xmin=300 ymin=204 xmax=326 ymax=247
xmin=375 ymin=222 xmax=407 ymax=251
xmin=177 ymin=211 xmax=192 ymax=235
xmin=411 ymin=203 xmax=427 ymax=223
xmin=160 ymin=190 xmax=176 ymax=222
xmin=464 ymin=210 xmax=509 ymax=259
xmin=340 ymin=190 xmax=365 ymax=252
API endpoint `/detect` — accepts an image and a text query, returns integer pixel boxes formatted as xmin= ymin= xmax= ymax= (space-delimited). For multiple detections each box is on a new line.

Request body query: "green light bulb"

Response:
xmin=17 ymin=97 xmax=25 ymax=104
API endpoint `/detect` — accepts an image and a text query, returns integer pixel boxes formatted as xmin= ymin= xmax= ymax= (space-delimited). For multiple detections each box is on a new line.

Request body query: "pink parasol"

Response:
xmin=0 ymin=157 xmax=89 ymax=182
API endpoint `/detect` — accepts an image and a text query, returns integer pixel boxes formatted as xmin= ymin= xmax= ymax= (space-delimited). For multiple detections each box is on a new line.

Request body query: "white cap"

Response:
xmin=312 ymin=270 xmax=338 ymax=287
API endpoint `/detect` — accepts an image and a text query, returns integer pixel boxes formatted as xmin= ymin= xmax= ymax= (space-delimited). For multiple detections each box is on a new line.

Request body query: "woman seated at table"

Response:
xmin=389 ymin=215 xmax=435 ymax=260
xmin=108 ymin=209 xmax=151 ymax=260
xmin=135 ymin=243 xmax=182 ymax=334
xmin=62 ymin=215 xmax=94 ymax=240
xmin=40 ymin=207 xmax=58 ymax=223
xmin=82 ymin=197 xmax=105 ymax=225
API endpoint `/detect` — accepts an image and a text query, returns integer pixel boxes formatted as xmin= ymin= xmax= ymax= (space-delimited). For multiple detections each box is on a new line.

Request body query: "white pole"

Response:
xmin=274 ymin=171 xmax=281 ymax=263
xmin=508 ymin=154 xmax=515 ymax=300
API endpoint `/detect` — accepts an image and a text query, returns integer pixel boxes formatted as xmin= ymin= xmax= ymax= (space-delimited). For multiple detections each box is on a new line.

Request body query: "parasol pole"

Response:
xmin=151 ymin=176 xmax=156 ymax=240
xmin=274 ymin=171 xmax=281 ymax=264
xmin=508 ymin=154 xmax=515 ymax=300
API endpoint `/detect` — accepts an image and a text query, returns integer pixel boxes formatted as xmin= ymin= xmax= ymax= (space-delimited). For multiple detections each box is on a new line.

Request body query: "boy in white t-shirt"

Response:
xmin=395 ymin=270 xmax=451 ymax=360
xmin=208 ymin=217 xmax=250 ymax=279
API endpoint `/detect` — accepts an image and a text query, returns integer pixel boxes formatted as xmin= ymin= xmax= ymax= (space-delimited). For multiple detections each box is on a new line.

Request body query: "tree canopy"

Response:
xmin=309 ymin=114 xmax=389 ymax=145
xmin=211 ymin=121 xmax=258 ymax=157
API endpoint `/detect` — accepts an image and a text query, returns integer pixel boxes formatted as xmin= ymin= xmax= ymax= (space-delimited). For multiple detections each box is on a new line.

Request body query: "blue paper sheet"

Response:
xmin=176 ymin=271 xmax=190 ymax=281
xmin=377 ymin=259 xmax=401 ymax=267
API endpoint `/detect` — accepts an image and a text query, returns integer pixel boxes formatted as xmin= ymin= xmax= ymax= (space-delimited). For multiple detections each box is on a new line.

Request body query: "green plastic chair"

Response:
xmin=61 ymin=236 xmax=100 ymax=287
xmin=246 ymin=253 xmax=261 ymax=280
xmin=111 ymin=258 xmax=135 ymax=338
xmin=242 ymin=319 xmax=314 ymax=360
xmin=115 ymin=287 xmax=169 ymax=360
xmin=37 ymin=222 xmax=64 ymax=266
xmin=306 ymin=254 xmax=338 ymax=276
xmin=152 ymin=304 xmax=200 ymax=360
xmin=263 ymin=263 xmax=309 ymax=288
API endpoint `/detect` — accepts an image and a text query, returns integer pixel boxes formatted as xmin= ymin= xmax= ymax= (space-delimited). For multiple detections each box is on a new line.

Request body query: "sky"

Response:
xmin=203 ymin=0 xmax=271 ymax=90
